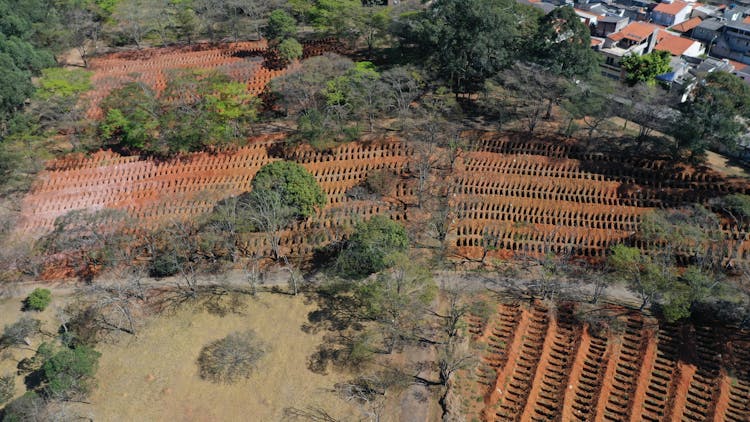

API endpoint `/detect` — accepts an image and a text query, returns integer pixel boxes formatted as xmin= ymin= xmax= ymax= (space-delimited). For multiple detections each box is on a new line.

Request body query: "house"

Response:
xmin=651 ymin=0 xmax=692 ymax=27
xmin=599 ymin=22 xmax=661 ymax=79
xmin=655 ymin=31 xmax=705 ymax=57
xmin=575 ymin=8 xmax=600 ymax=27
xmin=691 ymin=4 xmax=723 ymax=20
xmin=692 ymin=18 xmax=725 ymax=44
xmin=594 ymin=15 xmax=630 ymax=37
xmin=719 ymin=21 xmax=750 ymax=63
xmin=669 ymin=16 xmax=702 ymax=35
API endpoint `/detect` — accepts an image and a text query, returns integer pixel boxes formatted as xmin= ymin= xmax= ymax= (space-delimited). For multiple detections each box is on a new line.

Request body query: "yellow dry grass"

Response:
xmin=76 ymin=293 xmax=358 ymax=422
xmin=0 ymin=295 xmax=66 ymax=403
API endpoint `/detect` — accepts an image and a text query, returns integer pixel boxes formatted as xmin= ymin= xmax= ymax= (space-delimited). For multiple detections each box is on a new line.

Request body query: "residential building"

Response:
xmin=655 ymin=31 xmax=705 ymax=57
xmin=669 ymin=16 xmax=702 ymax=35
xmin=599 ymin=21 xmax=661 ymax=79
xmin=651 ymin=0 xmax=692 ymax=26
xmin=575 ymin=8 xmax=600 ymax=26
xmin=691 ymin=4 xmax=723 ymax=20
xmin=595 ymin=15 xmax=630 ymax=37
xmin=692 ymin=18 xmax=724 ymax=44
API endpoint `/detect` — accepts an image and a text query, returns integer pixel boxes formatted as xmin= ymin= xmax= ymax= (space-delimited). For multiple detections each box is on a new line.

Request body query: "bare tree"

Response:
xmin=66 ymin=7 xmax=101 ymax=67
xmin=114 ymin=0 xmax=152 ymax=48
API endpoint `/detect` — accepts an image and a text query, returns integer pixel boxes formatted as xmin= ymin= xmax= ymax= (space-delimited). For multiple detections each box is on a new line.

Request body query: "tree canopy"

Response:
xmin=528 ymin=6 xmax=600 ymax=79
xmin=674 ymin=71 xmax=750 ymax=157
xmin=412 ymin=0 xmax=540 ymax=94
xmin=620 ymin=50 xmax=671 ymax=86
xmin=335 ymin=215 xmax=409 ymax=278
xmin=100 ymin=70 xmax=259 ymax=155
xmin=265 ymin=9 xmax=297 ymax=41
xmin=251 ymin=161 xmax=326 ymax=219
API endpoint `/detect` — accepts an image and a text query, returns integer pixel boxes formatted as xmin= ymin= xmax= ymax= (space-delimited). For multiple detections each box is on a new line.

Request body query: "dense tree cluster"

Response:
xmin=100 ymin=70 xmax=259 ymax=155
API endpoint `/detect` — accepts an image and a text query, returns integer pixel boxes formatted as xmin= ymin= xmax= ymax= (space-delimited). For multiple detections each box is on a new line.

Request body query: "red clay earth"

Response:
xmin=17 ymin=131 xmax=750 ymax=272
xmin=83 ymin=38 xmax=343 ymax=118
xmin=467 ymin=301 xmax=750 ymax=421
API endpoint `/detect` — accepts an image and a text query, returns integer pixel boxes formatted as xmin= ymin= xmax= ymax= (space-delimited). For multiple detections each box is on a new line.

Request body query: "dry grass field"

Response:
xmin=72 ymin=293 xmax=359 ymax=421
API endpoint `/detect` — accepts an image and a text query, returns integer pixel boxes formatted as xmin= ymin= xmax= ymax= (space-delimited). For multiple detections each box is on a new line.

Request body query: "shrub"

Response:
xmin=0 ymin=373 xmax=13 ymax=405
xmin=277 ymin=38 xmax=303 ymax=63
xmin=0 ymin=391 xmax=45 ymax=422
xmin=335 ymin=216 xmax=409 ymax=278
xmin=24 ymin=288 xmax=51 ymax=311
xmin=197 ymin=330 xmax=266 ymax=384
xmin=251 ymin=161 xmax=326 ymax=218
xmin=149 ymin=250 xmax=180 ymax=278
xmin=42 ymin=345 xmax=101 ymax=399
xmin=0 ymin=317 xmax=41 ymax=348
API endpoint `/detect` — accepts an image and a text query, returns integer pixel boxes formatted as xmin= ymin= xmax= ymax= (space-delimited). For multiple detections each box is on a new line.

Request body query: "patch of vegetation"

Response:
xmin=24 ymin=288 xmax=51 ymax=312
xmin=42 ymin=344 xmax=101 ymax=399
xmin=0 ymin=317 xmax=41 ymax=348
xmin=100 ymin=70 xmax=259 ymax=156
xmin=335 ymin=216 xmax=409 ymax=279
xmin=251 ymin=161 xmax=326 ymax=219
xmin=0 ymin=373 xmax=13 ymax=405
xmin=197 ymin=330 xmax=267 ymax=384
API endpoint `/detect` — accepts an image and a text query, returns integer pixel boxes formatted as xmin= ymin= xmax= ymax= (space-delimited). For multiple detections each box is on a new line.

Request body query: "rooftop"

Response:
xmin=652 ymin=0 xmax=691 ymax=15
xmin=599 ymin=15 xmax=629 ymax=23
xmin=696 ymin=18 xmax=726 ymax=31
xmin=655 ymin=31 xmax=699 ymax=55
xmin=608 ymin=22 xmax=662 ymax=42
xmin=670 ymin=16 xmax=702 ymax=32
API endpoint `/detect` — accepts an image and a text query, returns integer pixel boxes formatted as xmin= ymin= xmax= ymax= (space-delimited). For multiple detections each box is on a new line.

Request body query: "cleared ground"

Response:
xmin=72 ymin=293 xmax=357 ymax=421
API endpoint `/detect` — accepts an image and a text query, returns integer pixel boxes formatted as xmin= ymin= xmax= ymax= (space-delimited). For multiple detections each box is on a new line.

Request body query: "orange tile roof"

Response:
xmin=671 ymin=16 xmax=702 ymax=32
xmin=655 ymin=31 xmax=697 ymax=55
xmin=591 ymin=38 xmax=603 ymax=47
xmin=653 ymin=0 xmax=691 ymax=16
xmin=744 ymin=15 xmax=750 ymax=24
xmin=608 ymin=22 xmax=661 ymax=42
xmin=728 ymin=59 xmax=748 ymax=71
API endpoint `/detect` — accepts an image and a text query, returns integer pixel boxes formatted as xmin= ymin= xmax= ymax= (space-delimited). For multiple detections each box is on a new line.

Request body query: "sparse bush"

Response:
xmin=0 ymin=391 xmax=46 ymax=422
xmin=0 ymin=373 xmax=13 ymax=405
xmin=0 ymin=317 xmax=41 ymax=348
xmin=24 ymin=288 xmax=51 ymax=312
xmin=197 ymin=330 xmax=266 ymax=384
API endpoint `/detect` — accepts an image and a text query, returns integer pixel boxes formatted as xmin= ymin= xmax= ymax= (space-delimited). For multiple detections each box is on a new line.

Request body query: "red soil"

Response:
xmin=469 ymin=302 xmax=750 ymax=421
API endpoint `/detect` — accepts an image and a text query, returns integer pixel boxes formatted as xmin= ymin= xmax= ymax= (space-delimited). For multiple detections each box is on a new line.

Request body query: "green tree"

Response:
xmin=265 ymin=9 xmax=297 ymax=41
xmin=335 ymin=216 xmax=409 ymax=278
xmin=528 ymin=6 xmax=600 ymax=79
xmin=99 ymin=82 xmax=160 ymax=151
xmin=413 ymin=0 xmax=540 ymax=94
xmin=277 ymin=38 xmax=303 ymax=63
xmin=608 ymin=244 xmax=675 ymax=311
xmin=620 ymin=50 xmax=671 ymax=86
xmin=674 ymin=72 xmax=750 ymax=158
xmin=355 ymin=261 xmax=437 ymax=353
xmin=100 ymin=71 xmax=259 ymax=155
xmin=42 ymin=345 xmax=101 ymax=399
xmin=24 ymin=288 xmax=51 ymax=311
xmin=251 ymin=161 xmax=326 ymax=219
xmin=562 ymin=76 xmax=616 ymax=139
